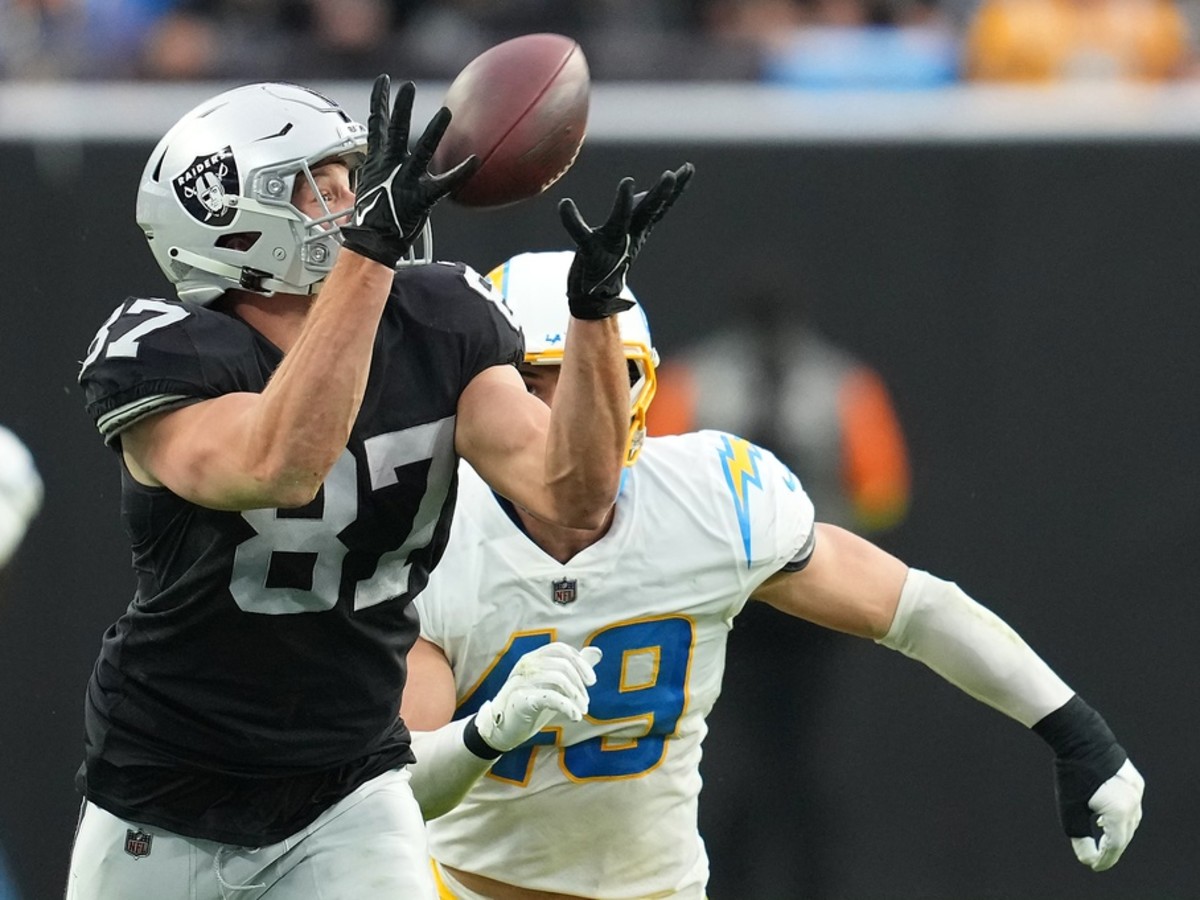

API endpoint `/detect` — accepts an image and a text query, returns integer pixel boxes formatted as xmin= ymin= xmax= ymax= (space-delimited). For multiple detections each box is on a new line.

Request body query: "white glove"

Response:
xmin=474 ymin=642 xmax=601 ymax=753
xmin=1069 ymin=759 xmax=1145 ymax=872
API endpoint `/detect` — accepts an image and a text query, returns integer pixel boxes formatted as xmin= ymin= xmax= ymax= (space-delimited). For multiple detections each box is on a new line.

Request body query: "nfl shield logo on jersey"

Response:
xmin=124 ymin=828 xmax=153 ymax=859
xmin=552 ymin=578 xmax=577 ymax=606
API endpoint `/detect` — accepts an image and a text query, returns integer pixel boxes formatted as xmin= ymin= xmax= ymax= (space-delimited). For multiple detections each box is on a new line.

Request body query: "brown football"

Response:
xmin=432 ymin=33 xmax=590 ymax=209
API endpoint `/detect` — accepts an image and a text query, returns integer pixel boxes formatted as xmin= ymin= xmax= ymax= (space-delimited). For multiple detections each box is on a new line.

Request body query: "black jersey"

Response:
xmin=76 ymin=262 xmax=522 ymax=845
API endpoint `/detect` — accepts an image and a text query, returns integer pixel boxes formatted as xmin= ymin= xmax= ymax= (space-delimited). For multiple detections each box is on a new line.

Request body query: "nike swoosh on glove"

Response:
xmin=340 ymin=75 xmax=478 ymax=268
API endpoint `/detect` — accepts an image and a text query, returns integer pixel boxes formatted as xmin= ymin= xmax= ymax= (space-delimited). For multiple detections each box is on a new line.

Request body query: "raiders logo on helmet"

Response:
xmin=173 ymin=147 xmax=239 ymax=227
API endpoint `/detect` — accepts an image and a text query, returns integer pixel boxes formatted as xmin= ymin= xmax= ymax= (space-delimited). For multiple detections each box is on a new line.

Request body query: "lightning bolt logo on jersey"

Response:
xmin=718 ymin=434 xmax=766 ymax=567
xmin=415 ymin=430 xmax=815 ymax=899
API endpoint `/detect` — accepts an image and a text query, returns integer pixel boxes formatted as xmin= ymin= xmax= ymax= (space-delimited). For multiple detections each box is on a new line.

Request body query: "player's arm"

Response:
xmin=457 ymin=166 xmax=693 ymax=529
xmin=753 ymin=522 xmax=907 ymax=639
xmin=125 ymin=78 xmax=476 ymax=512
xmin=122 ymin=254 xmax=395 ymax=510
xmin=402 ymin=638 xmax=600 ymax=820
xmin=754 ymin=523 xmax=1144 ymax=872
xmin=456 ymin=320 xmax=625 ymax=529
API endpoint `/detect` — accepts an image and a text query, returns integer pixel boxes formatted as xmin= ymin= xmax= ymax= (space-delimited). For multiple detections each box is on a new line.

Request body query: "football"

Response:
xmin=431 ymin=33 xmax=590 ymax=209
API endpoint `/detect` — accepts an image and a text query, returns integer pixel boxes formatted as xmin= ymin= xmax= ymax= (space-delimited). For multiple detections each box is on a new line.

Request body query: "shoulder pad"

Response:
xmin=79 ymin=297 xmax=267 ymax=442
xmin=393 ymin=262 xmax=519 ymax=334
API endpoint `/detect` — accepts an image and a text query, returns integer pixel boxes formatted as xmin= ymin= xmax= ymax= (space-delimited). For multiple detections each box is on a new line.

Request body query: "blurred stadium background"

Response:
xmin=2 ymin=3 xmax=1199 ymax=898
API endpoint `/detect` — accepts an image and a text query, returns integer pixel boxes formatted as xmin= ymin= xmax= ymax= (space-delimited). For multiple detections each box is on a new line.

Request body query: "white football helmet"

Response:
xmin=487 ymin=250 xmax=659 ymax=465
xmin=136 ymin=82 xmax=432 ymax=305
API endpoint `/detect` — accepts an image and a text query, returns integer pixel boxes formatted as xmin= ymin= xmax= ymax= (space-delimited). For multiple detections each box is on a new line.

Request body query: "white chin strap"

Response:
xmin=170 ymin=219 xmax=433 ymax=303
xmin=169 ymin=245 xmax=313 ymax=301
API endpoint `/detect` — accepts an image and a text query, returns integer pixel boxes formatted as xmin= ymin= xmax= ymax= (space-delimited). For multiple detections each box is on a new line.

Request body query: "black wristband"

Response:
xmin=340 ymin=227 xmax=402 ymax=269
xmin=1032 ymin=695 xmax=1128 ymax=837
xmin=567 ymin=292 xmax=635 ymax=321
xmin=1032 ymin=695 xmax=1122 ymax=760
xmin=462 ymin=714 xmax=503 ymax=760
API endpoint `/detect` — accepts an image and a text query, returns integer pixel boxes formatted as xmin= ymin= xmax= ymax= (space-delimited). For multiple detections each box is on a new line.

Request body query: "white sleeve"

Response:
xmin=408 ymin=720 xmax=494 ymax=820
xmin=747 ymin=443 xmax=816 ymax=589
xmin=704 ymin=431 xmax=816 ymax=592
xmin=878 ymin=568 xmax=1074 ymax=727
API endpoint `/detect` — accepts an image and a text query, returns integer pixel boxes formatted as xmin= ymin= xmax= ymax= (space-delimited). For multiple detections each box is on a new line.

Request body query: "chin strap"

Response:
xmin=169 ymin=219 xmax=433 ymax=304
xmin=168 ymin=246 xmax=308 ymax=301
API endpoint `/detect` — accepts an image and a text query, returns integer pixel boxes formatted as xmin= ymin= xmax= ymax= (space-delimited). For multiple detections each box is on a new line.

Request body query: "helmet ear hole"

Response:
xmin=216 ymin=232 xmax=261 ymax=252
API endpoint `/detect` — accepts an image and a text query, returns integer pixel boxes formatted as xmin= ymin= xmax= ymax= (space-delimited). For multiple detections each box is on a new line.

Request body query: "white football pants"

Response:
xmin=66 ymin=768 xmax=436 ymax=899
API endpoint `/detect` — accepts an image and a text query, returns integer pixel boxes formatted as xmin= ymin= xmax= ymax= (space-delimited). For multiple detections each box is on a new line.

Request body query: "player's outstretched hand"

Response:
xmin=341 ymin=75 xmax=480 ymax=268
xmin=558 ymin=163 xmax=694 ymax=319
xmin=474 ymin=643 xmax=601 ymax=753
xmin=1067 ymin=759 xmax=1144 ymax=871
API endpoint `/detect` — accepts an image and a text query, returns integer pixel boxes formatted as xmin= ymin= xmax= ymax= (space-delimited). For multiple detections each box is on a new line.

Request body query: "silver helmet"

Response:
xmin=487 ymin=250 xmax=659 ymax=465
xmin=137 ymin=82 xmax=424 ymax=305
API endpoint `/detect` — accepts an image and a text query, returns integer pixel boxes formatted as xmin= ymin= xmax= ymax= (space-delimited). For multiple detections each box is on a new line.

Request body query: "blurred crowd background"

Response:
xmin=4 ymin=0 xmax=1200 ymax=87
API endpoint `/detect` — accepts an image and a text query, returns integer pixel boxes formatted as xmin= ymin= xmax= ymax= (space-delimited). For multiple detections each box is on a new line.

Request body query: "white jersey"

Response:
xmin=416 ymin=430 xmax=816 ymax=899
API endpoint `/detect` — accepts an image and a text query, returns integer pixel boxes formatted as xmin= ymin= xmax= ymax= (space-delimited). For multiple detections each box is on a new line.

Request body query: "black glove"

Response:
xmin=341 ymin=75 xmax=480 ymax=268
xmin=557 ymin=162 xmax=694 ymax=319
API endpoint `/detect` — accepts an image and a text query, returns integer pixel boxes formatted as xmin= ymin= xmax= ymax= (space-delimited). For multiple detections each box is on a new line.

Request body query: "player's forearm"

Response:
xmin=541 ymin=316 xmax=626 ymax=528
xmin=878 ymin=568 xmax=1074 ymax=727
xmin=407 ymin=719 xmax=497 ymax=820
xmin=245 ymin=253 xmax=393 ymax=505
xmin=879 ymin=568 xmax=1141 ymax=868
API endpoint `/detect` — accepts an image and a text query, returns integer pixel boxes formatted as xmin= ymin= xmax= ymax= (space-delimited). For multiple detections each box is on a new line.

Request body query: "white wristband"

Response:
xmin=878 ymin=568 xmax=1074 ymax=727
